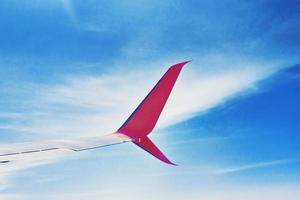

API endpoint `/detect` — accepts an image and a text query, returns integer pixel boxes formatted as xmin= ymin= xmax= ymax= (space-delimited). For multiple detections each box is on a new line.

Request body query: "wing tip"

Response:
xmin=170 ymin=60 xmax=191 ymax=70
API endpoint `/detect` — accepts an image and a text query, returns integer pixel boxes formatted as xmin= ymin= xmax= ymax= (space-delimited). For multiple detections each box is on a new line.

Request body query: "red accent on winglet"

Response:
xmin=117 ymin=61 xmax=190 ymax=165
xmin=134 ymin=137 xmax=177 ymax=165
xmin=118 ymin=61 xmax=190 ymax=138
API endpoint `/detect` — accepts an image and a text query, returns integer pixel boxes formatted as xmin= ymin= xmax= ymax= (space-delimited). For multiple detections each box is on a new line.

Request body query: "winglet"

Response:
xmin=117 ymin=61 xmax=189 ymax=165
xmin=133 ymin=136 xmax=177 ymax=165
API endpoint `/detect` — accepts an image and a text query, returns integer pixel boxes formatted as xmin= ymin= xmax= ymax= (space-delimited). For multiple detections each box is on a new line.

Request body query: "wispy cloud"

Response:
xmin=0 ymin=149 xmax=75 ymax=190
xmin=142 ymin=158 xmax=300 ymax=178
xmin=0 ymin=0 xmax=299 ymax=198
xmin=212 ymin=158 xmax=300 ymax=175
xmin=60 ymin=0 xmax=76 ymax=21
xmin=0 ymin=194 xmax=25 ymax=200
xmin=0 ymin=55 xmax=276 ymax=139
xmin=0 ymin=54 xmax=279 ymax=190
xmin=14 ymin=184 xmax=300 ymax=200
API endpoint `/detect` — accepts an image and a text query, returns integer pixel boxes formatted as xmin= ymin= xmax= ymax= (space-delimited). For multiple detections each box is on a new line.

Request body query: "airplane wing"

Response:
xmin=0 ymin=134 xmax=131 ymax=163
xmin=0 ymin=61 xmax=189 ymax=165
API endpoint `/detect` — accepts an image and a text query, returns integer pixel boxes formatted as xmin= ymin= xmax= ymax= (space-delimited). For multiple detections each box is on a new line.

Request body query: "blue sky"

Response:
xmin=0 ymin=0 xmax=300 ymax=199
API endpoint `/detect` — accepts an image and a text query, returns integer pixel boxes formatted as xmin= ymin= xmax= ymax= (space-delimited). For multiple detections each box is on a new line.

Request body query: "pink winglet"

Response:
xmin=134 ymin=136 xmax=176 ymax=165
xmin=117 ymin=61 xmax=190 ymax=165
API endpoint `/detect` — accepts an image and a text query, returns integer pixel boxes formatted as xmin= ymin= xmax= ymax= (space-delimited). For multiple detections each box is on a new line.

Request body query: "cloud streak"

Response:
xmin=212 ymin=158 xmax=300 ymax=175
xmin=141 ymin=158 xmax=300 ymax=178
xmin=0 ymin=55 xmax=275 ymax=139
xmin=0 ymin=0 xmax=299 ymax=198
xmin=60 ymin=0 xmax=76 ymax=21
xmin=15 ymin=182 xmax=300 ymax=200
xmin=0 ymin=54 xmax=279 ymax=190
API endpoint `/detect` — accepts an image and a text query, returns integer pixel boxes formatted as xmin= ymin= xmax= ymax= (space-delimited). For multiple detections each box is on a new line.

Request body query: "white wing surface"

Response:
xmin=0 ymin=134 xmax=131 ymax=163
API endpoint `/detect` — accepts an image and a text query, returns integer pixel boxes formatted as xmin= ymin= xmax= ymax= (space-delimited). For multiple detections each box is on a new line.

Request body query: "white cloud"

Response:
xmin=185 ymin=185 xmax=300 ymax=200
xmin=0 ymin=149 xmax=74 ymax=190
xmin=0 ymin=55 xmax=275 ymax=139
xmin=212 ymin=158 xmax=300 ymax=175
xmin=0 ymin=194 xmax=25 ymax=200
xmin=141 ymin=158 xmax=300 ymax=178
xmin=0 ymin=54 xmax=282 ymax=190
xmin=0 ymin=0 xmax=298 ymax=197
xmin=13 ymin=184 xmax=300 ymax=200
